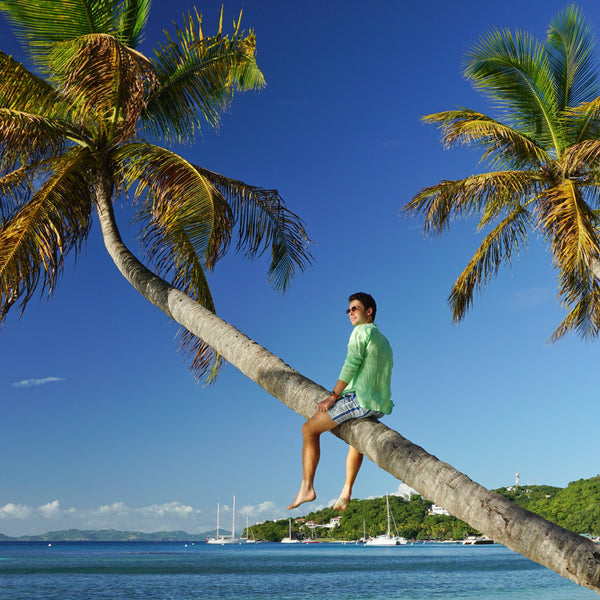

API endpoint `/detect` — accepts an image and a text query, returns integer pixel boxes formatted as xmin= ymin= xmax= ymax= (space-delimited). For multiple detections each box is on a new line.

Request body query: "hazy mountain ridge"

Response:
xmin=0 ymin=528 xmax=230 ymax=542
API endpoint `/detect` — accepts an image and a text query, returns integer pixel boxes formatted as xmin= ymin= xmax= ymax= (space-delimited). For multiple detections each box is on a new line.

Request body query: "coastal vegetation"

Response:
xmin=248 ymin=476 xmax=600 ymax=542
xmin=497 ymin=476 xmax=600 ymax=536
xmin=1 ymin=1 xmax=600 ymax=591
xmin=249 ymin=495 xmax=477 ymax=542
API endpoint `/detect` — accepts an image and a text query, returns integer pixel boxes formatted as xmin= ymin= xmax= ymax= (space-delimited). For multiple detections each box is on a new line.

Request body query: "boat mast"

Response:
xmin=231 ymin=495 xmax=236 ymax=540
xmin=386 ymin=494 xmax=391 ymax=536
xmin=216 ymin=503 xmax=220 ymax=539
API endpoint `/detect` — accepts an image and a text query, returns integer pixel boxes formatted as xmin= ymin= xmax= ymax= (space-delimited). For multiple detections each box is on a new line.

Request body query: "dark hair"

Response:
xmin=348 ymin=292 xmax=377 ymax=320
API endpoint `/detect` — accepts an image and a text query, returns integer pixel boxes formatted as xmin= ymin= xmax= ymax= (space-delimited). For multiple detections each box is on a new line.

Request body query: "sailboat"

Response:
xmin=207 ymin=496 xmax=240 ymax=544
xmin=365 ymin=494 xmax=407 ymax=546
xmin=245 ymin=516 xmax=256 ymax=543
xmin=356 ymin=518 xmax=367 ymax=544
xmin=280 ymin=518 xmax=300 ymax=543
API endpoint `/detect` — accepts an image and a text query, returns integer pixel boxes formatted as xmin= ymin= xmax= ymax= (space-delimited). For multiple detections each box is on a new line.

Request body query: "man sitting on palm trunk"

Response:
xmin=287 ymin=292 xmax=394 ymax=511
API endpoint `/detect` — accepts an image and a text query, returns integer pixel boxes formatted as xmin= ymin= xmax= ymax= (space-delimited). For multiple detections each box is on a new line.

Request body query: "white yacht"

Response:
xmin=365 ymin=494 xmax=407 ymax=546
xmin=281 ymin=518 xmax=300 ymax=543
xmin=207 ymin=496 xmax=240 ymax=544
xmin=245 ymin=516 xmax=256 ymax=543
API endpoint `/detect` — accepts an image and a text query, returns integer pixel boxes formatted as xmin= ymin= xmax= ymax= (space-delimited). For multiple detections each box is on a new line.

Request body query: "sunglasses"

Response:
xmin=345 ymin=306 xmax=363 ymax=315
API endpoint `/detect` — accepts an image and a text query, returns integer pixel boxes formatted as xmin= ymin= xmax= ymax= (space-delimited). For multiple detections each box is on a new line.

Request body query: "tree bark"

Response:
xmin=95 ymin=183 xmax=600 ymax=594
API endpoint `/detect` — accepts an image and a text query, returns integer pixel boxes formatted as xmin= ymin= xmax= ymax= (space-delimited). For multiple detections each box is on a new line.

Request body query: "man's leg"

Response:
xmin=287 ymin=410 xmax=337 ymax=510
xmin=333 ymin=445 xmax=363 ymax=511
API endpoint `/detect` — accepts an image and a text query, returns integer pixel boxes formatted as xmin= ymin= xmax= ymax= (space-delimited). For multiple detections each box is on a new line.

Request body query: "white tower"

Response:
xmin=515 ymin=472 xmax=520 ymax=487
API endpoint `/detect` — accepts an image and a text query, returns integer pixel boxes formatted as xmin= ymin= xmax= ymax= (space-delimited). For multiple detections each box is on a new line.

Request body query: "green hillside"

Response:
xmin=249 ymin=476 xmax=600 ymax=542
xmin=249 ymin=494 xmax=477 ymax=542
xmin=496 ymin=476 xmax=600 ymax=535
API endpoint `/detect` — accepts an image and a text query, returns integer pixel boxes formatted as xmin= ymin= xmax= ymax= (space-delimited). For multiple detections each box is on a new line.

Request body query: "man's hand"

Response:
xmin=318 ymin=395 xmax=337 ymax=412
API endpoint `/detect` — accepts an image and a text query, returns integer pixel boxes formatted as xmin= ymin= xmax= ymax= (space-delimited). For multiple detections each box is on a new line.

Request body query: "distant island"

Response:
xmin=2 ymin=476 xmax=599 ymax=543
xmin=0 ymin=528 xmax=226 ymax=542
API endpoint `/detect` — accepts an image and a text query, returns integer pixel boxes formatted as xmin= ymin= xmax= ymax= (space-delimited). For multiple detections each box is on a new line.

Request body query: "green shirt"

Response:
xmin=338 ymin=323 xmax=394 ymax=414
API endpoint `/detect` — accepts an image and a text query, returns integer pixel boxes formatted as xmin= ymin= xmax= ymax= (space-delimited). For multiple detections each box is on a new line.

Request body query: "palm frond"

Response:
xmin=546 ymin=4 xmax=599 ymax=109
xmin=423 ymin=109 xmax=550 ymax=169
xmin=564 ymin=97 xmax=600 ymax=144
xmin=562 ymin=138 xmax=600 ymax=177
xmin=115 ymin=0 xmax=150 ymax=48
xmin=404 ymin=170 xmax=541 ymax=236
xmin=119 ymin=144 xmax=312 ymax=294
xmin=0 ymin=51 xmax=62 ymax=116
xmin=145 ymin=9 xmax=265 ymax=142
xmin=176 ymin=327 xmax=223 ymax=384
xmin=194 ymin=166 xmax=313 ymax=292
xmin=585 ymin=188 xmax=600 ymax=212
xmin=0 ymin=148 xmax=93 ymax=320
xmin=550 ymin=267 xmax=600 ymax=341
xmin=464 ymin=27 xmax=564 ymax=153
xmin=0 ymin=0 xmax=122 ymax=68
xmin=49 ymin=33 xmax=157 ymax=140
xmin=0 ymin=108 xmax=75 ymax=174
xmin=139 ymin=202 xmax=225 ymax=383
xmin=0 ymin=165 xmax=34 ymax=219
xmin=116 ymin=143 xmax=231 ymax=269
xmin=449 ymin=206 xmax=531 ymax=321
xmin=116 ymin=142 xmax=230 ymax=383
xmin=537 ymin=180 xmax=600 ymax=341
xmin=537 ymin=180 xmax=600 ymax=277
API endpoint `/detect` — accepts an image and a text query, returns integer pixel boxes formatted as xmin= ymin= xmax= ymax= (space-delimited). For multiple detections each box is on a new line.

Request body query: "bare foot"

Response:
xmin=287 ymin=489 xmax=316 ymax=510
xmin=333 ymin=496 xmax=350 ymax=511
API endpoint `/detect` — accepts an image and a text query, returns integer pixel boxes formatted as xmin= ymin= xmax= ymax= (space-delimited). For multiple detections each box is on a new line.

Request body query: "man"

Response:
xmin=287 ymin=292 xmax=393 ymax=511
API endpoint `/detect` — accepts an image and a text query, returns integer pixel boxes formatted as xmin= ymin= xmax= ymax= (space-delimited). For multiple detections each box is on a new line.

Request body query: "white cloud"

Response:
xmin=365 ymin=484 xmax=417 ymax=501
xmin=237 ymin=501 xmax=277 ymax=518
xmin=38 ymin=500 xmax=61 ymax=518
xmin=137 ymin=502 xmax=196 ymax=518
xmin=93 ymin=502 xmax=129 ymax=517
xmin=12 ymin=377 xmax=65 ymax=388
xmin=0 ymin=500 xmax=63 ymax=521
xmin=0 ymin=503 xmax=33 ymax=520
xmin=392 ymin=483 xmax=417 ymax=499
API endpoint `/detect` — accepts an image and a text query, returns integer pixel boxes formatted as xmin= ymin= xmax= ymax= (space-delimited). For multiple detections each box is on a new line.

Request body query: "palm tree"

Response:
xmin=2 ymin=2 xmax=600 ymax=591
xmin=0 ymin=0 xmax=312 ymax=380
xmin=99 ymin=217 xmax=600 ymax=591
xmin=404 ymin=5 xmax=600 ymax=342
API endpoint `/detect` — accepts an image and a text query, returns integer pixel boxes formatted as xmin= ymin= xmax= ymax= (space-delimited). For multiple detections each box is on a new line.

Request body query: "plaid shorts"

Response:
xmin=328 ymin=392 xmax=384 ymax=425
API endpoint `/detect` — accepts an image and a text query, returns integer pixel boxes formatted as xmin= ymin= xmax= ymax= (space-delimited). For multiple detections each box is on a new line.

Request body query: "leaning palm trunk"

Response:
xmin=95 ymin=183 xmax=600 ymax=593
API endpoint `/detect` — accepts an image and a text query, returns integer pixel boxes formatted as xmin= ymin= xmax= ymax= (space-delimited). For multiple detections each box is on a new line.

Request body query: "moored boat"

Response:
xmin=281 ymin=518 xmax=300 ymax=543
xmin=365 ymin=494 xmax=407 ymax=546
xmin=207 ymin=496 xmax=241 ymax=544
xmin=463 ymin=536 xmax=494 ymax=545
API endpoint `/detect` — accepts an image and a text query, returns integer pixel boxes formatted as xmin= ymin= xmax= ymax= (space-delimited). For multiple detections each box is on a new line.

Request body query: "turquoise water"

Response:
xmin=0 ymin=541 xmax=596 ymax=599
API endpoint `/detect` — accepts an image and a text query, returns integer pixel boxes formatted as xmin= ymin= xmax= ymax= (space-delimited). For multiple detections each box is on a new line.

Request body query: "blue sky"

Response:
xmin=1 ymin=0 xmax=599 ymax=537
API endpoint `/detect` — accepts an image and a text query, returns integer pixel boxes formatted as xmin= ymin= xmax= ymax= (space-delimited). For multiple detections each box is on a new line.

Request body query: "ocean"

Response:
xmin=0 ymin=540 xmax=597 ymax=599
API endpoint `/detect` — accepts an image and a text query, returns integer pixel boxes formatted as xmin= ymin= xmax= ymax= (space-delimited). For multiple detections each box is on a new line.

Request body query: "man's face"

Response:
xmin=347 ymin=300 xmax=373 ymax=326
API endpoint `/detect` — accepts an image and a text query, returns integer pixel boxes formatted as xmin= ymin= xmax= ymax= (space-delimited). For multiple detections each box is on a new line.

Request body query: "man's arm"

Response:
xmin=318 ymin=379 xmax=348 ymax=412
